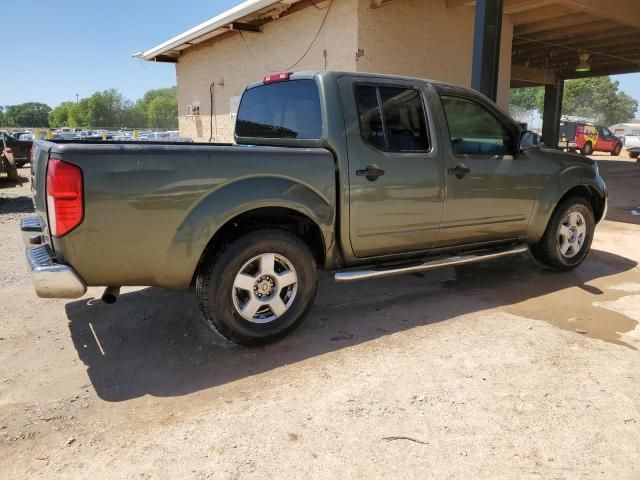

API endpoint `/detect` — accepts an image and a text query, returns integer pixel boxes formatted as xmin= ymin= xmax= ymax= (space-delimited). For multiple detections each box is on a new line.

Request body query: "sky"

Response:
xmin=3 ymin=0 xmax=640 ymax=115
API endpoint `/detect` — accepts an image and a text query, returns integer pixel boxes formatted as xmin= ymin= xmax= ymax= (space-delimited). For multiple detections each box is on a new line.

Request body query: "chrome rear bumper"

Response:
xmin=20 ymin=217 xmax=87 ymax=298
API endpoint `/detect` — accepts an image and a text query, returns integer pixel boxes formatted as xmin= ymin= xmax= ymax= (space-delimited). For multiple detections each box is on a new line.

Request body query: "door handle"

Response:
xmin=448 ymin=163 xmax=471 ymax=179
xmin=356 ymin=164 xmax=385 ymax=182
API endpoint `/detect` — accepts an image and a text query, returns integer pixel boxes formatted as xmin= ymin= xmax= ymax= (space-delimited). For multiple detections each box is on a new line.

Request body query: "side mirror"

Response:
xmin=519 ymin=130 xmax=539 ymax=151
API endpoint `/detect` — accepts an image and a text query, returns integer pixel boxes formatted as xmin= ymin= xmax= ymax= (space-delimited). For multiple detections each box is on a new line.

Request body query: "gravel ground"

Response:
xmin=1 ymin=157 xmax=639 ymax=479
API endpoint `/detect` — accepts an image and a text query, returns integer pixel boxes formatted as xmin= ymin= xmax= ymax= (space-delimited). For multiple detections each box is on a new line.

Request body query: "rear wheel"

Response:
xmin=611 ymin=143 xmax=622 ymax=156
xmin=629 ymin=151 xmax=639 ymax=159
xmin=581 ymin=142 xmax=593 ymax=155
xmin=195 ymin=229 xmax=317 ymax=346
xmin=530 ymin=196 xmax=595 ymax=271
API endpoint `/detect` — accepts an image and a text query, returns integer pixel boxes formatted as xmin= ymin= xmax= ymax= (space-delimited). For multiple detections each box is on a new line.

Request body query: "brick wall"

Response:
xmin=356 ymin=0 xmax=513 ymax=110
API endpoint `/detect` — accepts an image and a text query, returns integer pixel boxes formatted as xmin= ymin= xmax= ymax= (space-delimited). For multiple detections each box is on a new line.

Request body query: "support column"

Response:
xmin=471 ymin=0 xmax=503 ymax=101
xmin=542 ymin=80 xmax=564 ymax=149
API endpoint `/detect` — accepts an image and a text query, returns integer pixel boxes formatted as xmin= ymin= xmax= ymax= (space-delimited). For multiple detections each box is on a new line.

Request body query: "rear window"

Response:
xmin=236 ymin=79 xmax=323 ymax=140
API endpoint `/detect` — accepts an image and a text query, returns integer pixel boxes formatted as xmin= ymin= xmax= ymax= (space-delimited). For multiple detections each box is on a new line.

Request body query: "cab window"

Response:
xmin=236 ymin=80 xmax=323 ymax=139
xmin=440 ymin=95 xmax=513 ymax=156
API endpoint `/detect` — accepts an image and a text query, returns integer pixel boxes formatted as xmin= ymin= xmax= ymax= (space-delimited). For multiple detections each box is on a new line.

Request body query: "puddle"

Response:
xmin=445 ymin=251 xmax=640 ymax=349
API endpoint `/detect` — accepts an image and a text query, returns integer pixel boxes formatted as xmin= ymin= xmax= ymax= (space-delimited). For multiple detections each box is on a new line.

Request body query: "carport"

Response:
xmin=460 ymin=0 xmax=640 ymax=145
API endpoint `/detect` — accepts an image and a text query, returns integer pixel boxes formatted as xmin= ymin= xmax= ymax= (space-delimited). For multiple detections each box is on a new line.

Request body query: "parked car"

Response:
xmin=53 ymin=128 xmax=78 ymax=140
xmin=0 ymin=134 xmax=18 ymax=181
xmin=559 ymin=120 xmax=623 ymax=155
xmin=624 ymin=134 xmax=640 ymax=153
xmin=0 ymin=130 xmax=33 ymax=167
xmin=21 ymin=71 xmax=607 ymax=346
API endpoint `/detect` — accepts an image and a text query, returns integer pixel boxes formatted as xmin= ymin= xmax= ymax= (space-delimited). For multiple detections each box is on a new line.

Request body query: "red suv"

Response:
xmin=559 ymin=121 xmax=623 ymax=156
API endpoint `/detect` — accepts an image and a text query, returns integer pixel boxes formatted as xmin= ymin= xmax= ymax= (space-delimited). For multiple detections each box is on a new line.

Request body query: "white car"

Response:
xmin=624 ymin=134 xmax=640 ymax=149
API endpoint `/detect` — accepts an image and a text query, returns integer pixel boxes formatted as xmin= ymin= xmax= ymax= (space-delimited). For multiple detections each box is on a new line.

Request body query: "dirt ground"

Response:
xmin=1 ymin=152 xmax=639 ymax=479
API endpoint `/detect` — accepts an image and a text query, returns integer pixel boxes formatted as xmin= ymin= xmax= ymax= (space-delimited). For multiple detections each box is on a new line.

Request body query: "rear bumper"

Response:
xmin=20 ymin=217 xmax=87 ymax=298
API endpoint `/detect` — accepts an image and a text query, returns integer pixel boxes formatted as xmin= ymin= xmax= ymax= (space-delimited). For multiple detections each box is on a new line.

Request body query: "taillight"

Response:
xmin=5 ymin=148 xmax=12 ymax=154
xmin=263 ymin=72 xmax=292 ymax=84
xmin=29 ymin=145 xmax=35 ymax=159
xmin=46 ymin=157 xmax=83 ymax=237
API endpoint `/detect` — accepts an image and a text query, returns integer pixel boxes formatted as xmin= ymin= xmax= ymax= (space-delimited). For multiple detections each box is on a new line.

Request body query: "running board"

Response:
xmin=334 ymin=244 xmax=529 ymax=282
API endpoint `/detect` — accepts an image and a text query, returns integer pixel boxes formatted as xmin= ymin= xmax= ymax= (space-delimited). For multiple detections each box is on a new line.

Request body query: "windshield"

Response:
xmin=236 ymin=79 xmax=323 ymax=140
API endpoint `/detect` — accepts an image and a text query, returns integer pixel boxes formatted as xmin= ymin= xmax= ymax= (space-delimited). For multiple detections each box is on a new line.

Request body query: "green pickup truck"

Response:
xmin=21 ymin=71 xmax=607 ymax=345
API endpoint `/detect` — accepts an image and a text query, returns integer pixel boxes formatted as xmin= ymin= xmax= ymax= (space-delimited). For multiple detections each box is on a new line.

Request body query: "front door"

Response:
xmin=339 ymin=77 xmax=444 ymax=258
xmin=434 ymin=92 xmax=538 ymax=246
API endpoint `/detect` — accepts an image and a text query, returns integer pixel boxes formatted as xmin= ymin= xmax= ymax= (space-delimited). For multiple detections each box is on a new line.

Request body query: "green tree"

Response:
xmin=67 ymin=99 xmax=89 ymax=128
xmin=85 ymin=89 xmax=129 ymax=127
xmin=49 ymin=102 xmax=74 ymax=127
xmin=4 ymin=102 xmax=51 ymax=127
xmin=147 ymin=95 xmax=178 ymax=129
xmin=135 ymin=87 xmax=177 ymax=128
xmin=0 ymin=107 xmax=5 ymax=126
xmin=509 ymin=87 xmax=543 ymax=113
xmin=509 ymin=76 xmax=637 ymax=125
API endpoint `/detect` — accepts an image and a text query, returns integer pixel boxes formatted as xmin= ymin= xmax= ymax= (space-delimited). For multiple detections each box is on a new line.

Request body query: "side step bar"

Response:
xmin=334 ymin=243 xmax=529 ymax=282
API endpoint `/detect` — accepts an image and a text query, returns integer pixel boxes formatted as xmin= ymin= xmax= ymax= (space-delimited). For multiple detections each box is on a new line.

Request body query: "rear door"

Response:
xmin=339 ymin=77 xmax=444 ymax=258
xmin=434 ymin=89 xmax=538 ymax=246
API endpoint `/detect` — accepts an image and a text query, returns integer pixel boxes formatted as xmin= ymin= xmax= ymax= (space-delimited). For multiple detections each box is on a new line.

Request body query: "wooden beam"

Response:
xmin=503 ymin=0 xmax=554 ymax=14
xmin=514 ymin=20 xmax=615 ymax=42
xmin=514 ymin=13 xmax=599 ymax=35
xmin=556 ymin=0 xmax=640 ymax=29
xmin=446 ymin=0 xmax=475 ymax=7
xmin=510 ymin=6 xmax=573 ymax=25
xmin=230 ymin=22 xmax=261 ymax=32
xmin=562 ymin=63 xmax=640 ymax=79
xmin=512 ymin=28 xmax=639 ymax=53
xmin=511 ymin=64 xmax=557 ymax=84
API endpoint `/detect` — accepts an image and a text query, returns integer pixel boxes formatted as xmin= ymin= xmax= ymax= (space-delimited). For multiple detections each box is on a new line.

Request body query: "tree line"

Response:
xmin=0 ymin=87 xmax=178 ymax=130
xmin=510 ymin=76 xmax=637 ymax=125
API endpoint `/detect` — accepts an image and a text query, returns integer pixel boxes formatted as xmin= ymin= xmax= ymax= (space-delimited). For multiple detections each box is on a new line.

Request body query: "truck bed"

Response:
xmin=31 ymin=140 xmax=336 ymax=289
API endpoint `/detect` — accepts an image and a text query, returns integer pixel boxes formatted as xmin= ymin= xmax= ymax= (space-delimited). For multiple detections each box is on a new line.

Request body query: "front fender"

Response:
xmin=526 ymin=151 xmax=604 ymax=242
xmin=158 ymin=175 xmax=335 ymax=288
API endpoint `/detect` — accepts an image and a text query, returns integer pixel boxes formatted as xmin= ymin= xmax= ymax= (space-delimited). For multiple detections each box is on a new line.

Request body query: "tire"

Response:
xmin=530 ymin=196 xmax=595 ymax=271
xmin=611 ymin=143 xmax=622 ymax=156
xmin=195 ymin=229 xmax=317 ymax=346
xmin=2 ymin=156 xmax=18 ymax=182
xmin=629 ymin=151 xmax=639 ymax=159
xmin=581 ymin=142 xmax=593 ymax=155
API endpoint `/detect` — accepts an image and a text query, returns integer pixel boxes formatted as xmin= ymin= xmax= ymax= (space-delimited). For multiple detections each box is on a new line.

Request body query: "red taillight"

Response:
xmin=29 ymin=145 xmax=35 ymax=159
xmin=46 ymin=157 xmax=83 ymax=237
xmin=263 ymin=72 xmax=292 ymax=84
xmin=5 ymin=148 xmax=12 ymax=154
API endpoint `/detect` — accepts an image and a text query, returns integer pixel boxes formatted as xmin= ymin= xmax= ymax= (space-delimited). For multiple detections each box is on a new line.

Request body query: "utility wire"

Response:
xmin=240 ymin=0 xmax=333 ymax=72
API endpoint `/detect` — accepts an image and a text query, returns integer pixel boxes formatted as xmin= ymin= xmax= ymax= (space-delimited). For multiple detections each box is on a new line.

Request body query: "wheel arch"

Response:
xmin=191 ymin=206 xmax=327 ymax=286
xmin=159 ymin=176 xmax=335 ymax=289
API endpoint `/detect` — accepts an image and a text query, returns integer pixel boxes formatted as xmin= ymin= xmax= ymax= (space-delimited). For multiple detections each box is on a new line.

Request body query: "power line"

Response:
xmin=239 ymin=0 xmax=333 ymax=72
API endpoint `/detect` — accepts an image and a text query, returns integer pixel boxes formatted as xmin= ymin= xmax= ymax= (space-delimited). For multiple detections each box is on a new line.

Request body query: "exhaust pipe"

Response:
xmin=101 ymin=286 xmax=121 ymax=304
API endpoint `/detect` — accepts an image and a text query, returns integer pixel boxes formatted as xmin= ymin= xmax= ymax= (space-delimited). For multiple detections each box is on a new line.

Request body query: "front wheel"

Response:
xmin=530 ymin=197 xmax=595 ymax=271
xmin=195 ymin=229 xmax=317 ymax=345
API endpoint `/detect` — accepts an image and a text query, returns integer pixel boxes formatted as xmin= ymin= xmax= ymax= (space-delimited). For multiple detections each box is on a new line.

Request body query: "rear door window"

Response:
xmin=354 ymin=85 xmax=429 ymax=152
xmin=236 ymin=80 xmax=322 ymax=139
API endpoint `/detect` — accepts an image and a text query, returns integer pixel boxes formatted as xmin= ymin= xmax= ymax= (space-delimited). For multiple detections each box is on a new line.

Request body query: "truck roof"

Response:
xmin=244 ymin=70 xmax=462 ymax=91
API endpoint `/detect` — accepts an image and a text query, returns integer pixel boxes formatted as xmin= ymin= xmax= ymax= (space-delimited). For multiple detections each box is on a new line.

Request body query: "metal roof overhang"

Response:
xmin=136 ymin=0 xmax=305 ymax=63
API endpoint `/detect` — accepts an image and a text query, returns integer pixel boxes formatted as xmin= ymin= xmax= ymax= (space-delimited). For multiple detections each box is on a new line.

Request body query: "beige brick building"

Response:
xmin=139 ymin=0 xmax=512 ymax=142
